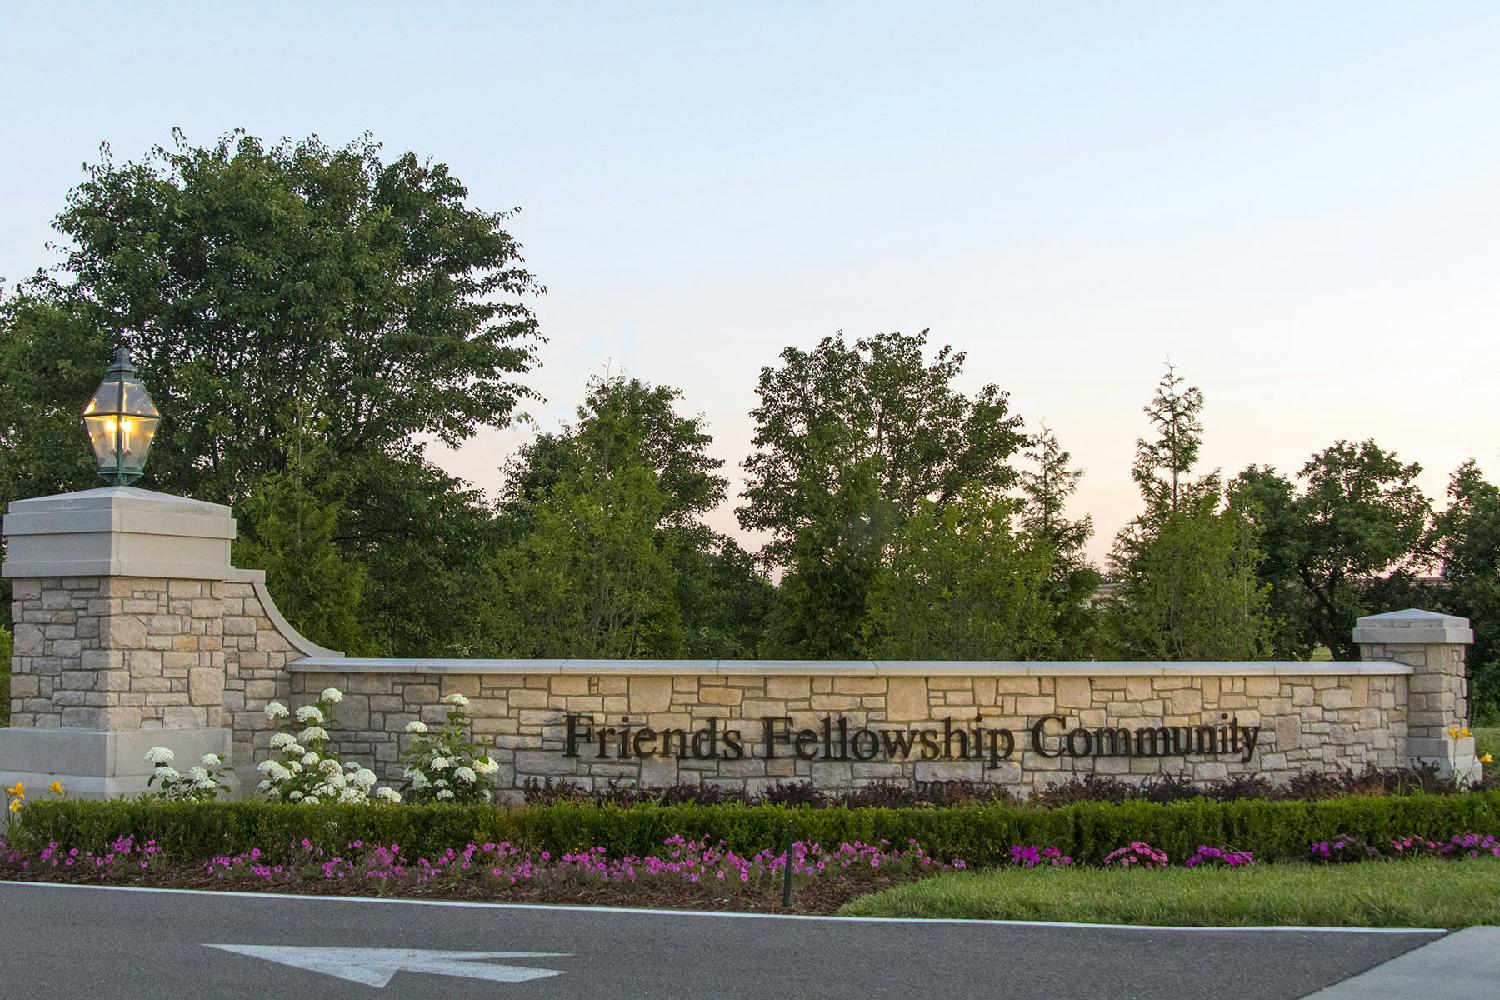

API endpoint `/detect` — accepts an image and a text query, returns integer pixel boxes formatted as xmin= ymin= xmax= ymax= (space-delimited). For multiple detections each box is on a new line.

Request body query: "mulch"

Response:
xmin=0 ymin=865 xmax=933 ymax=915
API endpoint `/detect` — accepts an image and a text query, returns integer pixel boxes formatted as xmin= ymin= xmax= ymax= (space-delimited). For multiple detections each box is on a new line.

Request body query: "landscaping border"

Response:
xmin=12 ymin=791 xmax=1500 ymax=866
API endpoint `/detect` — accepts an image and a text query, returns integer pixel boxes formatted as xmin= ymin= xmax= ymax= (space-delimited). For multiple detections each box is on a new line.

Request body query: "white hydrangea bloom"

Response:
xmin=436 ymin=789 xmax=454 ymax=800
xmin=410 ymin=772 xmax=430 ymax=790
xmin=156 ymin=767 xmax=180 ymax=782
xmin=289 ymin=791 xmax=304 ymax=801
xmin=454 ymin=766 xmax=477 ymax=784
xmin=345 ymin=761 xmax=360 ymax=771
xmin=320 ymin=688 xmax=343 ymax=703
xmin=374 ymin=787 xmax=401 ymax=804
xmin=287 ymin=760 xmax=303 ymax=774
xmin=472 ymin=757 xmax=499 ymax=775
xmin=301 ymin=752 xmax=319 ymax=767
xmin=318 ymin=757 xmax=342 ymax=775
xmin=264 ymin=702 xmax=289 ymax=721
xmin=442 ymin=692 xmax=469 ymax=708
xmin=298 ymin=726 xmax=329 ymax=744
xmin=255 ymin=760 xmax=278 ymax=774
xmin=269 ymin=732 xmax=296 ymax=750
xmin=405 ymin=720 xmax=428 ymax=735
xmin=351 ymin=768 xmax=377 ymax=790
xmin=194 ymin=777 xmax=218 ymax=791
xmin=144 ymin=746 xmax=175 ymax=766
xmin=303 ymin=796 xmax=319 ymax=805
xmin=200 ymin=753 xmax=221 ymax=767
xmin=255 ymin=779 xmax=271 ymax=793
xmin=325 ymin=771 xmax=347 ymax=790
xmin=284 ymin=743 xmax=304 ymax=757
xmin=187 ymin=766 xmax=210 ymax=782
xmin=429 ymin=756 xmax=449 ymax=770
xmin=295 ymin=705 xmax=323 ymax=724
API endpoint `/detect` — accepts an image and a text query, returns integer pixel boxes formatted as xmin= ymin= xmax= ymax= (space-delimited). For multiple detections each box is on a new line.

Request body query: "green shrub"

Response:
xmin=10 ymin=791 xmax=1500 ymax=867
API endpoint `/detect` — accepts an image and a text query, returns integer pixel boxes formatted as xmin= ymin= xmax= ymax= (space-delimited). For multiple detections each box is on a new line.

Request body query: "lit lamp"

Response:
xmin=83 ymin=347 xmax=160 ymax=485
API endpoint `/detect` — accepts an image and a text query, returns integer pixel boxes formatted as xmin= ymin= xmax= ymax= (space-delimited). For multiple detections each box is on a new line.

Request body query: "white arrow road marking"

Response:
xmin=204 ymin=945 xmax=569 ymax=987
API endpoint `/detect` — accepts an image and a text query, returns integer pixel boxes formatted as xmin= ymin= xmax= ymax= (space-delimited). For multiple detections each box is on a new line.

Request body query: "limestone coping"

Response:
xmin=289 ymin=657 xmax=1414 ymax=678
xmin=2 ymin=486 xmax=235 ymax=580
xmin=1353 ymin=608 xmax=1474 ymax=646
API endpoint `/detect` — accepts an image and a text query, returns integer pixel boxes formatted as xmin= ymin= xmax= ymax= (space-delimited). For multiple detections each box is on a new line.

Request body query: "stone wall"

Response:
xmin=288 ymin=662 xmax=1412 ymax=798
xmin=220 ymin=574 xmax=316 ymax=768
xmin=8 ymin=576 xmax=225 ymax=731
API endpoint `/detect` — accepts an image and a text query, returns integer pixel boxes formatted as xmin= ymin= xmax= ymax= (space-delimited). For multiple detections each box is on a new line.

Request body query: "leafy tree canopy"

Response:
xmin=1232 ymin=440 xmax=1430 ymax=660
xmin=1429 ymin=461 xmax=1500 ymax=715
xmin=2 ymin=128 xmax=541 ymax=507
xmin=862 ymin=494 xmax=1059 ymax=660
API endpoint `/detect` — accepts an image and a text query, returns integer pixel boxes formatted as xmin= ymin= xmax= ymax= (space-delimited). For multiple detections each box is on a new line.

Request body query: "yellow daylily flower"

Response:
xmin=4 ymin=782 xmax=24 ymax=799
xmin=48 ymin=781 xmax=64 ymax=796
xmin=1460 ymin=727 xmax=1473 ymax=738
xmin=1447 ymin=726 xmax=1461 ymax=739
xmin=1481 ymin=753 xmax=1494 ymax=764
xmin=7 ymin=799 xmax=20 ymax=813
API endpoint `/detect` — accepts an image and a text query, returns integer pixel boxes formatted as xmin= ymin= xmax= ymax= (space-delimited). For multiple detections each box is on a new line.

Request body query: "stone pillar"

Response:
xmin=1 ymin=487 xmax=240 ymax=797
xmin=1354 ymin=608 xmax=1481 ymax=785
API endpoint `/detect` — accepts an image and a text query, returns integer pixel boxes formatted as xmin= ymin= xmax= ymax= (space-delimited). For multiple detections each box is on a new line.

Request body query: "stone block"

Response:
xmin=188 ymin=667 xmax=224 ymax=706
xmin=1055 ymin=677 xmax=1091 ymax=708
xmin=766 ymin=677 xmax=810 ymax=700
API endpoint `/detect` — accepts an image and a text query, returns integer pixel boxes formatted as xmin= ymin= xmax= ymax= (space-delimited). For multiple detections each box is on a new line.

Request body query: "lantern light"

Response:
xmin=83 ymin=347 xmax=160 ymax=486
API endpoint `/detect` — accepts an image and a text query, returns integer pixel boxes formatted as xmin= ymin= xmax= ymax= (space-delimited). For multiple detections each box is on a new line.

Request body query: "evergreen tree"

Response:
xmin=1108 ymin=497 xmax=1272 ymax=660
xmin=1018 ymin=425 xmax=1100 ymax=658
xmin=1108 ymin=366 xmax=1271 ymax=660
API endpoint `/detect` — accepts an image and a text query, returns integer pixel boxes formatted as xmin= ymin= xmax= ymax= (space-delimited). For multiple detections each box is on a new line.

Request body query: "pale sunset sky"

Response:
xmin=2 ymin=2 xmax=1497 ymax=563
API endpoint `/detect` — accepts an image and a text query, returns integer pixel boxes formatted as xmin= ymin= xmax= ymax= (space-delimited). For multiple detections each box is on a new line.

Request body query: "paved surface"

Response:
xmin=1301 ymin=926 xmax=1500 ymax=999
xmin=0 ymin=882 xmax=1463 ymax=999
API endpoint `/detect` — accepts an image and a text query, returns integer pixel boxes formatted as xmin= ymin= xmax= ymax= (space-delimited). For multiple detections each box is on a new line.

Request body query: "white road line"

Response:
xmin=0 ymin=880 xmax=1449 ymax=934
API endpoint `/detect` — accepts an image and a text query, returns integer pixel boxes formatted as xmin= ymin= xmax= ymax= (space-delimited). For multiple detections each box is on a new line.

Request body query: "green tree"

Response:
xmin=1131 ymin=364 xmax=1219 ymax=520
xmin=741 ymin=330 xmax=1025 ymax=657
xmin=760 ymin=460 xmax=890 ymax=659
xmin=492 ymin=460 xmax=682 ymax=658
xmin=1019 ymin=425 xmax=1101 ymax=658
xmin=234 ymin=442 xmax=373 ymax=656
xmin=863 ymin=495 xmax=1058 ymax=660
xmin=1232 ymin=441 xmax=1430 ymax=661
xmin=1107 ymin=498 xmax=1272 ymax=661
xmin=1430 ymin=461 xmax=1500 ymax=717
xmin=0 ymin=130 xmax=542 ymax=654
xmin=670 ymin=527 xmax=775 ymax=658
xmin=1109 ymin=367 xmax=1271 ymax=660
xmin=1232 ymin=465 xmax=1316 ymax=659
xmin=493 ymin=374 xmax=758 ymax=658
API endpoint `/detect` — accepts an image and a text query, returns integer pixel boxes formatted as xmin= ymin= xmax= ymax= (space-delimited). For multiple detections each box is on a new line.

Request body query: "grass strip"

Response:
xmin=837 ymin=860 xmax=1500 ymax=928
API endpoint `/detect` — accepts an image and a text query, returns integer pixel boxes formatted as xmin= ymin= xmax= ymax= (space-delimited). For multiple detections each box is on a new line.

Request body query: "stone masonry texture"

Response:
xmin=288 ymin=668 xmax=1410 ymax=799
xmin=9 ymin=576 xmax=224 ymax=730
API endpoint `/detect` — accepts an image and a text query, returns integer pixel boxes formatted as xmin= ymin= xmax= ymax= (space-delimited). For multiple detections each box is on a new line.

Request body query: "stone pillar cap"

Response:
xmin=2 ymin=486 xmax=236 ymax=580
xmin=1352 ymin=608 xmax=1473 ymax=646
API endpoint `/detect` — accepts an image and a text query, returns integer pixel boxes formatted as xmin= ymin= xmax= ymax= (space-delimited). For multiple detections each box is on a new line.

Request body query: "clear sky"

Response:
xmin=3 ymin=2 xmax=1497 ymax=563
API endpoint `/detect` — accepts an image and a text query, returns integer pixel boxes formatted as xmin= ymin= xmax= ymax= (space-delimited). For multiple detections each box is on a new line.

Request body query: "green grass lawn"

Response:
xmin=839 ymin=860 xmax=1500 ymax=927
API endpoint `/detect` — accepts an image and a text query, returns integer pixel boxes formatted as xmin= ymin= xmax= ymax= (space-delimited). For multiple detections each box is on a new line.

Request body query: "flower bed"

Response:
xmin=0 ymin=833 xmax=957 ymax=914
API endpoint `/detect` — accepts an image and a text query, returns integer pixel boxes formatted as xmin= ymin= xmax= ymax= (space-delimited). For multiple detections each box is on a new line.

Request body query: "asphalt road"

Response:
xmin=0 ymin=882 xmax=1452 ymax=999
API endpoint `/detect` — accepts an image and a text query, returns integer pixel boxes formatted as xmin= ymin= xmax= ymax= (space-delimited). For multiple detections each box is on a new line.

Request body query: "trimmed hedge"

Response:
xmin=10 ymin=791 xmax=1500 ymax=867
